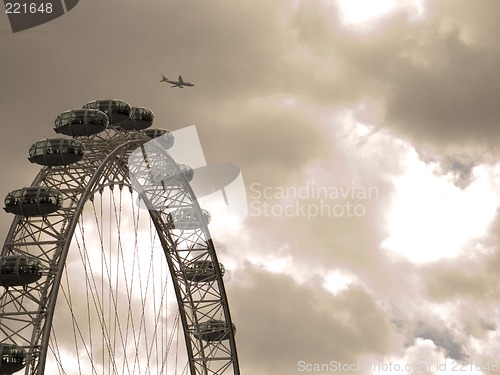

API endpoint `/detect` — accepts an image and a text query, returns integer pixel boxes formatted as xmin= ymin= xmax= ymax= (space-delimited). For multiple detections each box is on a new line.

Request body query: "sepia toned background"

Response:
xmin=2 ymin=0 xmax=500 ymax=373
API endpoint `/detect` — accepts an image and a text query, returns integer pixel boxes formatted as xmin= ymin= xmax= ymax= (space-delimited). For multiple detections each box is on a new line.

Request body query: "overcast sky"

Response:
xmin=3 ymin=0 xmax=500 ymax=374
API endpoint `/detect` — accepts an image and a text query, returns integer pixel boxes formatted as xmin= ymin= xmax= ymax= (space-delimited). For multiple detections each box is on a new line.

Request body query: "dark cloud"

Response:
xmin=227 ymin=266 xmax=398 ymax=374
xmin=285 ymin=0 xmax=500 ymax=149
xmin=415 ymin=148 xmax=484 ymax=189
xmin=381 ymin=1 xmax=500 ymax=147
xmin=198 ymin=100 xmax=332 ymax=187
xmin=413 ymin=323 xmax=464 ymax=360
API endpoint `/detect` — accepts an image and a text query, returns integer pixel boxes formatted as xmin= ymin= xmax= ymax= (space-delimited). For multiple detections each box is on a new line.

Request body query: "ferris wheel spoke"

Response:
xmin=59 ymin=269 xmax=92 ymax=375
xmin=77 ymin=215 xmax=137 ymax=374
xmin=71 ymin=226 xmax=116 ymax=374
xmin=87 ymin=195 xmax=136 ymax=374
xmin=48 ymin=330 xmax=69 ymax=375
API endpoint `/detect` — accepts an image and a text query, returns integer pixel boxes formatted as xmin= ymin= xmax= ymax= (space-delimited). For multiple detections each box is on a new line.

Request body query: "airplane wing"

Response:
xmin=178 ymin=76 xmax=184 ymax=83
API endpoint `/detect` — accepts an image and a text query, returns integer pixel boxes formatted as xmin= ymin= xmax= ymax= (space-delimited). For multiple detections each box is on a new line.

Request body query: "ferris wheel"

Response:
xmin=0 ymin=100 xmax=240 ymax=375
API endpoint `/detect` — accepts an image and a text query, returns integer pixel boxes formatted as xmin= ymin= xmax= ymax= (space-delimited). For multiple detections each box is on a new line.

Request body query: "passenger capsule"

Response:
xmin=144 ymin=129 xmax=175 ymax=149
xmin=83 ymin=99 xmax=131 ymax=125
xmin=4 ymin=187 xmax=62 ymax=216
xmin=54 ymin=109 xmax=108 ymax=137
xmin=0 ymin=255 xmax=42 ymax=287
xmin=118 ymin=107 xmax=154 ymax=131
xmin=28 ymin=138 xmax=85 ymax=166
xmin=184 ymin=260 xmax=224 ymax=283
xmin=150 ymin=163 xmax=194 ymax=185
xmin=0 ymin=344 xmax=26 ymax=374
xmin=194 ymin=319 xmax=236 ymax=342
xmin=169 ymin=207 xmax=210 ymax=230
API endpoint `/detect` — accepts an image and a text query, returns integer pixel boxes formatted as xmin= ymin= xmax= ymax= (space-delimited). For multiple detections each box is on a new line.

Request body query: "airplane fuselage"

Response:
xmin=161 ymin=75 xmax=194 ymax=88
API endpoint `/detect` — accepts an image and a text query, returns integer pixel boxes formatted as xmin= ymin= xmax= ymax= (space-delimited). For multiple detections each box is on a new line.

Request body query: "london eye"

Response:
xmin=0 ymin=100 xmax=239 ymax=375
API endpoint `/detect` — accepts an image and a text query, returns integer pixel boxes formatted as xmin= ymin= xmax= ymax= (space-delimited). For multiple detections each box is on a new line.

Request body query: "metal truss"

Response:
xmin=0 ymin=127 xmax=240 ymax=375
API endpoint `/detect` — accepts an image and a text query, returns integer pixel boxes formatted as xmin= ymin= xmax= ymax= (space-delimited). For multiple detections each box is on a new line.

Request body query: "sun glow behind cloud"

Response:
xmin=321 ymin=109 xmax=500 ymax=265
xmin=323 ymin=270 xmax=356 ymax=295
xmin=336 ymin=0 xmax=396 ymax=25
xmin=382 ymin=149 xmax=500 ymax=264
xmin=324 ymin=0 xmax=425 ymax=26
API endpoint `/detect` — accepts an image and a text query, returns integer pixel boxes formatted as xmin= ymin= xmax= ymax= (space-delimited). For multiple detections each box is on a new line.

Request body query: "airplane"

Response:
xmin=160 ymin=75 xmax=194 ymax=88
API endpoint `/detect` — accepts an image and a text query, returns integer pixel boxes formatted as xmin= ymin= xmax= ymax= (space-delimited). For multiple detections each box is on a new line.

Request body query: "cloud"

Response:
xmin=423 ymin=214 xmax=500 ymax=303
xmin=413 ymin=324 xmax=464 ymax=360
xmin=282 ymin=0 xmax=500 ymax=151
xmin=227 ymin=265 xmax=399 ymax=374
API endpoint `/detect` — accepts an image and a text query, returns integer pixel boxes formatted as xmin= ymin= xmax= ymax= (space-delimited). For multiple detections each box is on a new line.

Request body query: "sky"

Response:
xmin=2 ymin=0 xmax=500 ymax=374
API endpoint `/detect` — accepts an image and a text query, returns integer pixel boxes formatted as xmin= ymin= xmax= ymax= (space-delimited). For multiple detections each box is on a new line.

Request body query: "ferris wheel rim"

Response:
xmin=0 ymin=125 xmax=240 ymax=375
